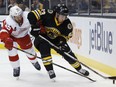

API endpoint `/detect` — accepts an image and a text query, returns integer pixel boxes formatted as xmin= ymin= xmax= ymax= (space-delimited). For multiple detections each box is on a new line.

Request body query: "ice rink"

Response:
xmin=0 ymin=49 xmax=115 ymax=87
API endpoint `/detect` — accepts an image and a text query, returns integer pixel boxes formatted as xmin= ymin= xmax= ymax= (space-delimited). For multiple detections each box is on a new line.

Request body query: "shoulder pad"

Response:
xmin=5 ymin=16 xmax=17 ymax=30
xmin=47 ymin=9 xmax=53 ymax=14
xmin=41 ymin=9 xmax=46 ymax=15
xmin=67 ymin=23 xmax=73 ymax=30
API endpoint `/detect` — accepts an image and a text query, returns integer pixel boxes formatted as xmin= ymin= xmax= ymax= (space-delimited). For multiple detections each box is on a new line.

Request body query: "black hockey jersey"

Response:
xmin=28 ymin=9 xmax=73 ymax=42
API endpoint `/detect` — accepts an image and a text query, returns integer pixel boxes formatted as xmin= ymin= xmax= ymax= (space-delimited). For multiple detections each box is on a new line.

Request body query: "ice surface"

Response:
xmin=0 ymin=49 xmax=115 ymax=87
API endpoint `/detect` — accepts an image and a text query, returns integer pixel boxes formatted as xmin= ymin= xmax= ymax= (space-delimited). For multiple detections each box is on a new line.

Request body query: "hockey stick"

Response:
xmin=64 ymin=52 xmax=116 ymax=80
xmin=39 ymin=35 xmax=116 ymax=80
xmin=13 ymin=46 xmax=96 ymax=82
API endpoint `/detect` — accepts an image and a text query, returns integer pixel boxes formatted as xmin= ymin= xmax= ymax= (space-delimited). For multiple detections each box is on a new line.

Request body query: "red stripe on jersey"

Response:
xmin=28 ymin=57 xmax=36 ymax=60
xmin=13 ymin=34 xmax=32 ymax=49
xmin=9 ymin=54 xmax=19 ymax=62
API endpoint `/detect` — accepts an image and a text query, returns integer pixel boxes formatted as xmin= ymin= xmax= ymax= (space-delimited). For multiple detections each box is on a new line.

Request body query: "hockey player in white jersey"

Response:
xmin=0 ymin=6 xmax=41 ymax=78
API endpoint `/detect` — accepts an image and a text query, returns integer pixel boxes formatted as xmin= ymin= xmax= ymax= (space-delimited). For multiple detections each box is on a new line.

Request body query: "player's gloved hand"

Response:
xmin=55 ymin=36 xmax=70 ymax=52
xmin=56 ymin=36 xmax=66 ymax=46
xmin=30 ymin=28 xmax=40 ymax=37
xmin=31 ymin=24 xmax=41 ymax=37
xmin=4 ymin=37 xmax=13 ymax=50
xmin=31 ymin=22 xmax=46 ymax=37
xmin=59 ymin=43 xmax=70 ymax=52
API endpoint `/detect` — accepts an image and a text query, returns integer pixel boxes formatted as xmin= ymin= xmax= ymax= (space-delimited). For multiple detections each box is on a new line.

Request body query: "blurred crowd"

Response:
xmin=0 ymin=0 xmax=116 ymax=15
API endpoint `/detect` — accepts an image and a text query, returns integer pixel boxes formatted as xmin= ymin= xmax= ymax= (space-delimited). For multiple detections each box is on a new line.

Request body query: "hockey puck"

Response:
xmin=113 ymin=80 xmax=115 ymax=84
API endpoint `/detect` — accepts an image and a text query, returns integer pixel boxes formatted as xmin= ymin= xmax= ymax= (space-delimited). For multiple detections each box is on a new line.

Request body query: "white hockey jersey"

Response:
xmin=2 ymin=11 xmax=31 ymax=38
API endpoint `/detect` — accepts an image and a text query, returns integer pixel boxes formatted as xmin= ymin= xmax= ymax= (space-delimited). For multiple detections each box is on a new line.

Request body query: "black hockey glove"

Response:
xmin=56 ymin=36 xmax=66 ymax=46
xmin=30 ymin=28 xmax=40 ymax=37
xmin=30 ymin=24 xmax=41 ymax=37
xmin=59 ymin=43 xmax=70 ymax=52
xmin=55 ymin=36 xmax=70 ymax=52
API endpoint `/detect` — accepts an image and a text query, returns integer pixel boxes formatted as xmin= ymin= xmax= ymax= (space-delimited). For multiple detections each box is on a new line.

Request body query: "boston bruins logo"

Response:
xmin=45 ymin=27 xmax=61 ymax=39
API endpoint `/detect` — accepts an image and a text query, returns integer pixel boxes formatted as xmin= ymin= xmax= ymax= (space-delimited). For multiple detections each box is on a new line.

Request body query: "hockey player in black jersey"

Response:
xmin=27 ymin=4 xmax=89 ymax=80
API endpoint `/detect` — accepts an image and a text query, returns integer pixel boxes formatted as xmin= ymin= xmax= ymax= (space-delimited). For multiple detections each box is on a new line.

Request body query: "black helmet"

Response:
xmin=54 ymin=4 xmax=69 ymax=16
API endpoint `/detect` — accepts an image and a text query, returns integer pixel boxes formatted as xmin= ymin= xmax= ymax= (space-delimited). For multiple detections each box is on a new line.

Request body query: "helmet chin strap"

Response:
xmin=55 ymin=13 xmax=59 ymax=22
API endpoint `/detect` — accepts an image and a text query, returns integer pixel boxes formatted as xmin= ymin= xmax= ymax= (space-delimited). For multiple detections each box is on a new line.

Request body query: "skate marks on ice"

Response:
xmin=0 ymin=50 xmax=115 ymax=87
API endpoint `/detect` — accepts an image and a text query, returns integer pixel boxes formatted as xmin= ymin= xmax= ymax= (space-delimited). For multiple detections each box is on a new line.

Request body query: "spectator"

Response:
xmin=103 ymin=0 xmax=116 ymax=13
xmin=79 ymin=0 xmax=88 ymax=11
xmin=8 ymin=0 xmax=16 ymax=11
xmin=31 ymin=0 xmax=43 ymax=10
xmin=50 ymin=0 xmax=61 ymax=9
xmin=60 ymin=0 xmax=66 ymax=4
xmin=23 ymin=0 xmax=29 ymax=7
xmin=16 ymin=0 xmax=30 ymax=11
xmin=91 ymin=0 xmax=101 ymax=10
xmin=0 ymin=0 xmax=6 ymax=14
xmin=67 ymin=0 xmax=78 ymax=14
xmin=41 ymin=0 xmax=49 ymax=9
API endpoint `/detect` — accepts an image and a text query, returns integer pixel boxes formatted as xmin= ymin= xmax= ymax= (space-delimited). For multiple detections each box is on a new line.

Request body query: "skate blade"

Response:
xmin=51 ymin=78 xmax=56 ymax=82
xmin=15 ymin=76 xmax=19 ymax=80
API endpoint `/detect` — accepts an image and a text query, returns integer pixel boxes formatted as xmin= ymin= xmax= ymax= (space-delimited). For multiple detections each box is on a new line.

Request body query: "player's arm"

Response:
xmin=63 ymin=19 xmax=73 ymax=40
xmin=58 ymin=20 xmax=73 ymax=45
xmin=54 ymin=21 xmax=73 ymax=52
xmin=27 ymin=10 xmax=41 ymax=37
xmin=27 ymin=9 xmax=42 ymax=26
xmin=60 ymin=31 xmax=73 ymax=42
xmin=27 ymin=9 xmax=47 ymax=37
xmin=0 ymin=20 xmax=13 ymax=50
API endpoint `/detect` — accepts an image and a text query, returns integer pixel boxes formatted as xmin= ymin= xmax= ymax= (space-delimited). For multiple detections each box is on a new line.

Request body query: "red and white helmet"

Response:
xmin=10 ymin=5 xmax=23 ymax=17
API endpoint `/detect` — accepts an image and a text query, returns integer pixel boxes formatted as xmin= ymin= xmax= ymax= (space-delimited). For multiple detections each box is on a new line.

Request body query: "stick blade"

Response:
xmin=108 ymin=76 xmax=116 ymax=79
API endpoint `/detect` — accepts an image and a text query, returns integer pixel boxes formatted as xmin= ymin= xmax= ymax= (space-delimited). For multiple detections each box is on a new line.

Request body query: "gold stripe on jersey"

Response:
xmin=37 ymin=10 xmax=41 ymax=14
xmin=43 ymin=61 xmax=52 ymax=66
xmin=71 ymin=62 xmax=80 ymax=68
xmin=42 ymin=56 xmax=52 ymax=65
xmin=54 ymin=17 xmax=61 ymax=26
xmin=32 ymin=10 xmax=40 ymax=20
xmin=35 ymin=10 xmax=40 ymax=16
xmin=43 ymin=56 xmax=51 ymax=60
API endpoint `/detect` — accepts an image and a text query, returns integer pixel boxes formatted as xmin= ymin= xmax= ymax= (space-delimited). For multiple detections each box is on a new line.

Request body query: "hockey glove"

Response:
xmin=56 ymin=36 xmax=66 ymax=46
xmin=54 ymin=37 xmax=69 ymax=52
xmin=4 ymin=37 xmax=13 ymax=50
xmin=59 ymin=43 xmax=70 ymax=52
xmin=30 ymin=24 xmax=41 ymax=37
xmin=30 ymin=28 xmax=40 ymax=37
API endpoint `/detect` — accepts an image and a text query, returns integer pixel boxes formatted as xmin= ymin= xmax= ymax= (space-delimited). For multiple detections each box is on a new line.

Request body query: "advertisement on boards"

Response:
xmin=69 ymin=17 xmax=116 ymax=70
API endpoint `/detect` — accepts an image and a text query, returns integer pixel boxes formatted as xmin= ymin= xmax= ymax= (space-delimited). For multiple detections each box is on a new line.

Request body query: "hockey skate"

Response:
xmin=78 ymin=68 xmax=89 ymax=76
xmin=48 ymin=70 xmax=56 ymax=82
xmin=13 ymin=67 xmax=20 ymax=80
xmin=32 ymin=62 xmax=41 ymax=70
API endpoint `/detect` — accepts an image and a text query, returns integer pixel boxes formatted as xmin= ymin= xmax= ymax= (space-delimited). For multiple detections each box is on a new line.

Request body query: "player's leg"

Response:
xmin=8 ymin=42 xmax=20 ymax=77
xmin=16 ymin=34 xmax=41 ymax=70
xmin=24 ymin=47 xmax=41 ymax=70
xmin=34 ymin=37 xmax=56 ymax=79
xmin=55 ymin=43 xmax=89 ymax=76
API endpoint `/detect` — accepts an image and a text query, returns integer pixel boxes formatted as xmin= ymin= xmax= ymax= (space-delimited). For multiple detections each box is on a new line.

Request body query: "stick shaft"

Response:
xmin=13 ymin=46 xmax=95 ymax=82
xmin=39 ymin=35 xmax=116 ymax=80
